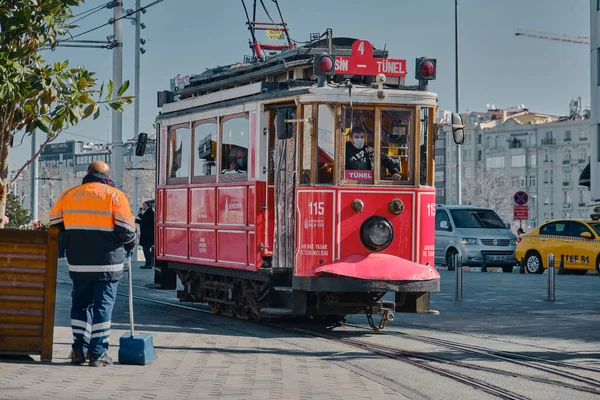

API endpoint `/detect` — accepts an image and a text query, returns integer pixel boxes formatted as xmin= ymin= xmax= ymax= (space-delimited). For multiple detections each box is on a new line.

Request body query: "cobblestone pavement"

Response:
xmin=2 ymin=263 xmax=600 ymax=399
xmin=0 ymin=261 xmax=403 ymax=400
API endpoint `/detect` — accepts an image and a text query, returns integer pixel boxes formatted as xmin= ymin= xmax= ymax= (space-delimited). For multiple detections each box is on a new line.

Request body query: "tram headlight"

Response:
xmin=360 ymin=216 xmax=394 ymax=252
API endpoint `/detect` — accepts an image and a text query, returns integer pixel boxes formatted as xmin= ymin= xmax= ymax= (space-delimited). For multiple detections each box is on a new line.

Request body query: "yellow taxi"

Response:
xmin=515 ymin=219 xmax=600 ymax=275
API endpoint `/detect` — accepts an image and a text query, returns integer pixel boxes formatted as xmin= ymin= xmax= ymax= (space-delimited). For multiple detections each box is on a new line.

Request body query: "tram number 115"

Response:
xmin=309 ymin=202 xmax=325 ymax=216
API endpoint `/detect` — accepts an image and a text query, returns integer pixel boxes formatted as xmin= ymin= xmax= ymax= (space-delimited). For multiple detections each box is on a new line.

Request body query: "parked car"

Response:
xmin=515 ymin=219 xmax=600 ymax=275
xmin=435 ymin=205 xmax=518 ymax=272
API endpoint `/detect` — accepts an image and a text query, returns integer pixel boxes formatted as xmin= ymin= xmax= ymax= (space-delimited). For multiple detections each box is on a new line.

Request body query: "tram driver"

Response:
xmin=345 ymin=127 xmax=401 ymax=181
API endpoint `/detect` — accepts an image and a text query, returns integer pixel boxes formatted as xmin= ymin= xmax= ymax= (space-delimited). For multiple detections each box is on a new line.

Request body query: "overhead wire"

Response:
xmin=59 ymin=0 xmax=165 ymax=43
xmin=69 ymin=3 xmax=110 ymax=25
xmin=69 ymin=2 xmax=110 ymax=19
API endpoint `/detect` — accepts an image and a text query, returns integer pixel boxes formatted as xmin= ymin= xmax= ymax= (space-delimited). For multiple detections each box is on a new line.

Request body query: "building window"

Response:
xmin=597 ymin=125 xmax=600 ymax=161
xmin=477 ymin=150 xmax=482 ymax=161
xmin=563 ymin=150 xmax=571 ymax=164
xmin=544 ymin=170 xmax=549 ymax=183
xmin=519 ymin=176 xmax=526 ymax=188
xmin=529 ymin=176 xmax=536 ymax=187
xmin=579 ymin=129 xmax=587 ymax=141
xmin=477 ymin=134 xmax=482 ymax=144
xmin=511 ymin=154 xmax=526 ymax=167
xmin=486 ymin=136 xmax=491 ymax=149
xmin=464 ymin=167 xmax=472 ymax=179
xmin=529 ymin=154 xmax=537 ymax=168
xmin=435 ymin=171 xmax=444 ymax=182
xmin=598 ymin=51 xmax=600 ymax=85
xmin=435 ymin=154 xmax=445 ymax=165
xmin=565 ymin=130 xmax=571 ymax=142
xmin=486 ymin=156 xmax=504 ymax=169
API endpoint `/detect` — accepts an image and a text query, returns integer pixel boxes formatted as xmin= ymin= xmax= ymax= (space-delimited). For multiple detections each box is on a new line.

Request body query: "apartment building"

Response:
xmin=436 ymin=103 xmax=591 ymax=227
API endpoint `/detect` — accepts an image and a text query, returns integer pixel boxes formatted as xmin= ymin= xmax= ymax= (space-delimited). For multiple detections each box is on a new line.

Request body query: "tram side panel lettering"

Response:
xmin=296 ymin=191 xmax=335 ymax=277
xmin=419 ymin=192 xmax=436 ymax=266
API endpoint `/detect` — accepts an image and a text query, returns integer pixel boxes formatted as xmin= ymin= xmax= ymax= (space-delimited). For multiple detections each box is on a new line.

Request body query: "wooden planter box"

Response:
xmin=0 ymin=226 xmax=59 ymax=362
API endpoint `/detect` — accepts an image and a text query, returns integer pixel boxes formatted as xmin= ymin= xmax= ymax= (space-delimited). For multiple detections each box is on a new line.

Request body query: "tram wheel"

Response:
xmin=524 ymin=251 xmax=544 ymax=274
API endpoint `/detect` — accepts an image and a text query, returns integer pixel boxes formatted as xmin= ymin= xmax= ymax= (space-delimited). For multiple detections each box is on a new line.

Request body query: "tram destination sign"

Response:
xmin=334 ymin=40 xmax=407 ymax=78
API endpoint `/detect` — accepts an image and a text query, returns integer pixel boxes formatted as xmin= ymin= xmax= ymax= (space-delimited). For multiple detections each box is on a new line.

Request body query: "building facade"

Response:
xmin=590 ymin=0 xmax=600 ymax=208
xmin=437 ymin=104 xmax=591 ymax=228
xmin=11 ymin=139 xmax=156 ymax=222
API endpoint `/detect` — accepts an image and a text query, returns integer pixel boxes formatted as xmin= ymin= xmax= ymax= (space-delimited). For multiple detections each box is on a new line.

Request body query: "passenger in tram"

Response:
xmin=345 ymin=127 xmax=402 ymax=180
xmin=223 ymin=147 xmax=247 ymax=173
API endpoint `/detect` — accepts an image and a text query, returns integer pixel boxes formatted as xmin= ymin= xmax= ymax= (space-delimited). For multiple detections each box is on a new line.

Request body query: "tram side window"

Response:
xmin=300 ymin=105 xmax=312 ymax=184
xmin=193 ymin=120 xmax=217 ymax=181
xmin=166 ymin=124 xmax=191 ymax=184
xmin=343 ymin=108 xmax=375 ymax=183
xmin=381 ymin=109 xmax=410 ymax=182
xmin=420 ymin=107 xmax=430 ymax=186
xmin=317 ymin=105 xmax=335 ymax=184
xmin=220 ymin=114 xmax=249 ymax=180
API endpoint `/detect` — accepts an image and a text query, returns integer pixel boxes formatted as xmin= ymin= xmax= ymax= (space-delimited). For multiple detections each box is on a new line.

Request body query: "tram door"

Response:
xmin=270 ymin=106 xmax=297 ymax=270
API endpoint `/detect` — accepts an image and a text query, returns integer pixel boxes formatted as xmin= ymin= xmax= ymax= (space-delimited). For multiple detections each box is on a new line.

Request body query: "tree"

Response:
xmin=5 ymin=193 xmax=30 ymax=227
xmin=0 ymin=1 xmax=132 ymax=227
xmin=462 ymin=168 xmax=514 ymax=224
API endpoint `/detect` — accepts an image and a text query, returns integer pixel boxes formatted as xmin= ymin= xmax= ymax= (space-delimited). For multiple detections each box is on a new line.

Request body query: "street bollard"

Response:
xmin=481 ymin=255 xmax=487 ymax=273
xmin=455 ymin=253 xmax=462 ymax=301
xmin=547 ymin=253 xmax=555 ymax=301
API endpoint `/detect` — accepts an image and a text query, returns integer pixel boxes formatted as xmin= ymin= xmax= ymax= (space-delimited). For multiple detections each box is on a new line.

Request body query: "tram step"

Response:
xmin=272 ymin=286 xmax=293 ymax=309
xmin=260 ymin=307 xmax=294 ymax=316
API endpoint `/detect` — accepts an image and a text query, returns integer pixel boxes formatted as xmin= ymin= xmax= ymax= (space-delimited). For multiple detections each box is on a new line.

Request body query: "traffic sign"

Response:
xmin=514 ymin=205 xmax=528 ymax=220
xmin=514 ymin=191 xmax=529 ymax=206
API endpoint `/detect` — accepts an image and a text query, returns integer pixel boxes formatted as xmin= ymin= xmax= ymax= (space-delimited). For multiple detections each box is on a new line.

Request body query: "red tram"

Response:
xmin=138 ymin=26 xmax=464 ymax=329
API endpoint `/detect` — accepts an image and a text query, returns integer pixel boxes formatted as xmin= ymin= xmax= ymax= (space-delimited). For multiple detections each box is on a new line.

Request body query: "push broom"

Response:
xmin=118 ymin=255 xmax=156 ymax=365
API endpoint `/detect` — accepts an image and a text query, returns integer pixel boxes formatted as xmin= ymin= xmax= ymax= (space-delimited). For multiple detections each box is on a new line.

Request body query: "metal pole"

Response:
xmin=59 ymin=154 xmax=64 ymax=194
xmin=547 ymin=253 xmax=555 ymax=301
xmin=132 ymin=0 xmax=141 ymax=261
xmin=111 ymin=2 xmax=124 ymax=190
xmin=455 ymin=253 xmax=462 ymax=300
xmin=30 ymin=129 xmax=39 ymax=222
xmin=455 ymin=0 xmax=462 ymax=205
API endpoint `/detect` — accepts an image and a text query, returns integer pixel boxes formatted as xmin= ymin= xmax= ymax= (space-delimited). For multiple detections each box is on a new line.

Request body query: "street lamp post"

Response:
xmin=455 ymin=0 xmax=462 ymax=205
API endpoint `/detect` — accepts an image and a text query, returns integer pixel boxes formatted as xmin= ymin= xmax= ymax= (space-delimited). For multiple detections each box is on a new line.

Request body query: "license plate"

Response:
xmin=487 ymin=255 xmax=507 ymax=262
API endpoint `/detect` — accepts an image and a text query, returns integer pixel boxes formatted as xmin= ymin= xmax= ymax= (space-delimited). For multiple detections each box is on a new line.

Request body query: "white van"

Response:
xmin=435 ymin=205 xmax=518 ymax=273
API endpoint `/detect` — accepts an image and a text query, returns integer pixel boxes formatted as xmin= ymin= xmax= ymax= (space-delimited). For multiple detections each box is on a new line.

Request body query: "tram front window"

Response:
xmin=343 ymin=108 xmax=405 ymax=183
xmin=381 ymin=109 xmax=411 ymax=182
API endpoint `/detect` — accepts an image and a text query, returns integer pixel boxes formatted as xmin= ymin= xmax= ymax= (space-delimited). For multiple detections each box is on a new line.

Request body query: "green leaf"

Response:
xmin=93 ymin=104 xmax=100 ymax=120
xmin=36 ymin=120 xmax=50 ymax=134
xmin=83 ymin=104 xmax=95 ymax=119
xmin=117 ymin=80 xmax=130 ymax=97
xmin=108 ymin=102 xmax=124 ymax=112
xmin=105 ymin=80 xmax=113 ymax=102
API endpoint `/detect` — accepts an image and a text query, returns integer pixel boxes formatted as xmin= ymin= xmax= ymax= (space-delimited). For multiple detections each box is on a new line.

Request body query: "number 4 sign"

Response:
xmin=334 ymin=40 xmax=407 ymax=77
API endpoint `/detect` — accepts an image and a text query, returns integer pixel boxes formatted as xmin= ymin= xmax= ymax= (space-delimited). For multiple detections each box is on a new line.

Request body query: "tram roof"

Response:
xmin=172 ymin=37 xmax=390 ymax=99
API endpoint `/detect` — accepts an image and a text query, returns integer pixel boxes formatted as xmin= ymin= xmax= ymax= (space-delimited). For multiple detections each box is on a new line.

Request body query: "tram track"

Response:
xmin=56 ymin=271 xmax=600 ymax=398
xmin=341 ymin=322 xmax=600 ymax=380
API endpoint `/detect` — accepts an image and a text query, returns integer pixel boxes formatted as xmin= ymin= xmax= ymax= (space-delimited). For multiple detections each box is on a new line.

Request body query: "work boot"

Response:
xmin=89 ymin=353 xmax=113 ymax=367
xmin=70 ymin=349 xmax=86 ymax=365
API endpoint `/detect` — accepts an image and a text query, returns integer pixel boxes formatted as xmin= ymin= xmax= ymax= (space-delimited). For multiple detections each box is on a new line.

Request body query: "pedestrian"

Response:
xmin=49 ymin=161 xmax=136 ymax=367
xmin=135 ymin=200 xmax=155 ymax=269
xmin=58 ymin=231 xmax=66 ymax=260
xmin=517 ymin=227 xmax=524 ymax=236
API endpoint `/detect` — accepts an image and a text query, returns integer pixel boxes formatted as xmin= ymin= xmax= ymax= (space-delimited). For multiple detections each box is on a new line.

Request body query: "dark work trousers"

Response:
xmin=142 ymin=245 xmax=153 ymax=267
xmin=71 ymin=280 xmax=119 ymax=359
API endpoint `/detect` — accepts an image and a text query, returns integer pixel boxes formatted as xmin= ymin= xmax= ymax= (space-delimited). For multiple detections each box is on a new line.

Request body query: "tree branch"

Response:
xmin=9 ymin=131 xmax=61 ymax=186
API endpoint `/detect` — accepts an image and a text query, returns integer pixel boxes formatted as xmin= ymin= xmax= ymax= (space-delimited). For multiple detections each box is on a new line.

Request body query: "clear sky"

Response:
xmin=9 ymin=0 xmax=590 ymax=170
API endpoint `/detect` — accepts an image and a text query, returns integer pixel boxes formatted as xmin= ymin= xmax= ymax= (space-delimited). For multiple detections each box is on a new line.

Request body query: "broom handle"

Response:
xmin=127 ymin=255 xmax=135 ymax=336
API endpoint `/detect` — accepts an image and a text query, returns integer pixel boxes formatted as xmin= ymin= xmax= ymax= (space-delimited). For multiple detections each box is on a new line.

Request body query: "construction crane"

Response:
xmin=515 ymin=29 xmax=589 ymax=45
